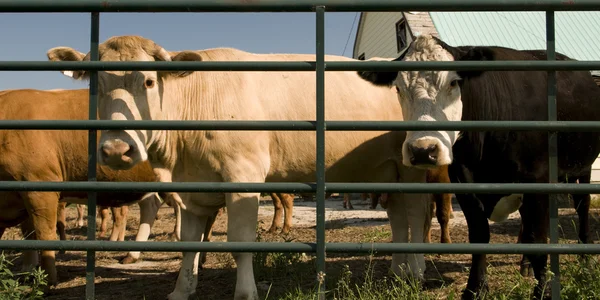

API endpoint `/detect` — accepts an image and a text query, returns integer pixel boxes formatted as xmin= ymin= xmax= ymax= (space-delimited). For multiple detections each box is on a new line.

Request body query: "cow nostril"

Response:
xmin=124 ymin=144 xmax=135 ymax=157
xmin=101 ymin=144 xmax=113 ymax=157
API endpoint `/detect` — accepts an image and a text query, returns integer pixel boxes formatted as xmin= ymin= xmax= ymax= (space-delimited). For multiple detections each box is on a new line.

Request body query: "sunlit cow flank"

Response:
xmin=0 ymin=88 xmax=185 ymax=287
xmin=48 ymin=35 xmax=432 ymax=300
xmin=357 ymin=34 xmax=600 ymax=300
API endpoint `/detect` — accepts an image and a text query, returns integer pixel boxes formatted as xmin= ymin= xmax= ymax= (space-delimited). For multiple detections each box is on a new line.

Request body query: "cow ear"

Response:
xmin=357 ymin=53 xmax=407 ymax=87
xmin=161 ymin=51 xmax=203 ymax=78
xmin=47 ymin=47 xmax=88 ymax=80
xmin=455 ymin=47 xmax=495 ymax=78
xmin=357 ymin=70 xmax=399 ymax=87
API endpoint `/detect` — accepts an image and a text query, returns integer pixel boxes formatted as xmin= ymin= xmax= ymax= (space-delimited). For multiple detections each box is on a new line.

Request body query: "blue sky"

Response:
xmin=0 ymin=12 xmax=359 ymax=91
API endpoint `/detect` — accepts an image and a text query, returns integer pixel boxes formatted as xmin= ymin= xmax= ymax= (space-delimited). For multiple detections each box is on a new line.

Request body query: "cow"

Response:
xmin=47 ymin=35 xmax=433 ymax=300
xmin=344 ymin=165 xmax=454 ymax=244
xmin=56 ymin=203 xmax=130 ymax=242
xmin=356 ymin=34 xmax=600 ymax=300
xmin=0 ymin=88 xmax=193 ymax=287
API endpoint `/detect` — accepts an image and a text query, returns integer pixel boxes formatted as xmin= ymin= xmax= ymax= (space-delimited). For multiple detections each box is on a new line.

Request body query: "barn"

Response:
xmin=353 ymin=11 xmax=600 ymax=182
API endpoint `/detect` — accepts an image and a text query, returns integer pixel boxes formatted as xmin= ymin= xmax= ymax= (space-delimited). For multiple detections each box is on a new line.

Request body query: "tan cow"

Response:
xmin=0 ymin=88 xmax=188 ymax=287
xmin=47 ymin=35 xmax=432 ymax=300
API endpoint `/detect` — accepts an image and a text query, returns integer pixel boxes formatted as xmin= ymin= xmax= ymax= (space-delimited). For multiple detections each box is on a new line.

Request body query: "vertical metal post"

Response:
xmin=86 ymin=12 xmax=100 ymax=300
xmin=546 ymin=10 xmax=561 ymax=300
xmin=315 ymin=6 xmax=326 ymax=300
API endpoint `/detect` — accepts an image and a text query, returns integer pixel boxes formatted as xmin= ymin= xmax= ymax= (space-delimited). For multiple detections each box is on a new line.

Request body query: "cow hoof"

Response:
xmin=120 ymin=255 xmax=139 ymax=264
xmin=266 ymin=226 xmax=277 ymax=234
xmin=166 ymin=291 xmax=197 ymax=300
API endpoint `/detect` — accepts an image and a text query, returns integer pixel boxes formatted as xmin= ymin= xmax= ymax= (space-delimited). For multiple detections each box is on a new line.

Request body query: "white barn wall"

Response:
xmin=353 ymin=12 xmax=406 ymax=60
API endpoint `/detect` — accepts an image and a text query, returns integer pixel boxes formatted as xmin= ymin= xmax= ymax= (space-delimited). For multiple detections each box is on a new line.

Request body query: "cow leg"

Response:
xmin=98 ymin=206 xmax=110 ymax=238
xmin=407 ymin=193 xmax=430 ymax=277
xmin=121 ymin=194 xmax=162 ymax=264
xmin=520 ymin=193 xmax=550 ymax=299
xmin=75 ymin=204 xmax=85 ymax=228
xmin=386 ymin=193 xmax=410 ymax=278
xmin=517 ymin=222 xmax=533 ymax=277
xmin=168 ymin=208 xmax=208 ymax=300
xmin=572 ymin=176 xmax=591 ymax=269
xmin=22 ymin=191 xmax=59 ymax=286
xmin=572 ymin=175 xmax=591 ymax=245
xmin=267 ymin=193 xmax=283 ymax=233
xmin=56 ymin=202 xmax=67 ymax=255
xmin=20 ymin=216 xmax=39 ymax=273
xmin=436 ymin=192 xmax=453 ymax=244
xmin=423 ymin=195 xmax=435 ymax=244
xmin=379 ymin=193 xmax=389 ymax=209
xmin=108 ymin=206 xmax=128 ymax=242
xmin=199 ymin=208 xmax=220 ymax=268
xmin=343 ymin=193 xmax=353 ymax=209
xmin=280 ymin=193 xmax=294 ymax=234
xmin=457 ymin=194 xmax=491 ymax=300
xmin=226 ymin=191 xmax=260 ymax=300
xmin=450 ymin=163 xmax=490 ymax=300
xmin=370 ymin=193 xmax=379 ymax=209
xmin=172 ymin=199 xmax=182 ymax=241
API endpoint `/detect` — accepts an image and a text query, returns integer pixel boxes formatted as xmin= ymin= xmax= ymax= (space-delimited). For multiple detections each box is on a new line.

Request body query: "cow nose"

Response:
xmin=100 ymin=140 xmax=134 ymax=160
xmin=408 ymin=144 xmax=438 ymax=166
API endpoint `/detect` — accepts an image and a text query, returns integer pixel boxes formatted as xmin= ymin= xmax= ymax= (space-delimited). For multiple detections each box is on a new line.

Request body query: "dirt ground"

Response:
xmin=1 ymin=194 xmax=599 ymax=300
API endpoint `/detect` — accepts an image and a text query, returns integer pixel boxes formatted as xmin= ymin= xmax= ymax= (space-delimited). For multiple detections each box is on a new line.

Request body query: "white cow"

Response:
xmin=47 ymin=35 xmax=431 ymax=300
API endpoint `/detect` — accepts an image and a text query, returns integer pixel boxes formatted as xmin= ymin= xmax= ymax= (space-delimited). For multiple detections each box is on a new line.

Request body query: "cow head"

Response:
xmin=47 ymin=35 xmax=202 ymax=170
xmin=357 ymin=34 xmax=469 ymax=169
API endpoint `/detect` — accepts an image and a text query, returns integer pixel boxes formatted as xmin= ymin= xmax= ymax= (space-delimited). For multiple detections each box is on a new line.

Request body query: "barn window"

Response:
xmin=358 ymin=53 xmax=365 ymax=60
xmin=395 ymin=18 xmax=408 ymax=52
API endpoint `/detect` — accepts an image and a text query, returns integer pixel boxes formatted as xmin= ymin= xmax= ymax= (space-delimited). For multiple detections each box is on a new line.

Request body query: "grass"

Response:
xmin=0 ymin=252 xmax=47 ymax=300
xmin=265 ymin=253 xmax=600 ymax=300
xmin=251 ymin=223 xmax=600 ymax=300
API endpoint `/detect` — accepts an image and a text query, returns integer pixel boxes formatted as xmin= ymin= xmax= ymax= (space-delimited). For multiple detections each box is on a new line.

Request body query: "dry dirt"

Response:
xmin=1 ymin=194 xmax=599 ymax=300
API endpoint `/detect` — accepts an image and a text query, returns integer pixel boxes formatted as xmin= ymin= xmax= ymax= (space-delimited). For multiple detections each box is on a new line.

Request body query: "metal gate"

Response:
xmin=1 ymin=1 xmax=600 ymax=300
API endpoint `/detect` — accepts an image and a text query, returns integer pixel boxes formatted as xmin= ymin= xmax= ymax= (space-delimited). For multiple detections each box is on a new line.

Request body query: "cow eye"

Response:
xmin=144 ymin=79 xmax=155 ymax=89
xmin=450 ymin=80 xmax=459 ymax=88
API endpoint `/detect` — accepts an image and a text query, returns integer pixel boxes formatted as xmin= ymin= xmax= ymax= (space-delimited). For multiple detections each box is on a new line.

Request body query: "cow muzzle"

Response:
xmin=404 ymin=137 xmax=445 ymax=168
xmin=99 ymin=139 xmax=136 ymax=170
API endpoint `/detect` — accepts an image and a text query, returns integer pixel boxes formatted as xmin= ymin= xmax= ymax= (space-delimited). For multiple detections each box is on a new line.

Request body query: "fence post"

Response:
xmin=315 ymin=5 xmax=327 ymax=299
xmin=546 ymin=10 xmax=561 ymax=300
xmin=86 ymin=11 xmax=100 ymax=300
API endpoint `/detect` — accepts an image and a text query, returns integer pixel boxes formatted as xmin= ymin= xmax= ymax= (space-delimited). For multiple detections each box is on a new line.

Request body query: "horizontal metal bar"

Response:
xmin=0 ymin=0 xmax=598 ymax=12
xmin=2 ymin=60 xmax=600 ymax=72
xmin=328 ymin=60 xmax=600 ymax=72
xmin=0 ymin=61 xmax=315 ymax=72
xmin=4 ymin=120 xmax=600 ymax=132
xmin=0 ymin=120 xmax=316 ymax=131
xmin=0 ymin=182 xmax=599 ymax=194
xmin=1 ymin=240 xmax=600 ymax=255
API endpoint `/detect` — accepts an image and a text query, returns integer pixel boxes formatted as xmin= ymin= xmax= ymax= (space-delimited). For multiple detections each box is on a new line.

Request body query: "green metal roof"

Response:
xmin=429 ymin=12 xmax=600 ymax=75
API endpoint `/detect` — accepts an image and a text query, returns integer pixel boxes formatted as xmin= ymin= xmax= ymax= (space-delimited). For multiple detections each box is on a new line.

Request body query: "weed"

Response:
xmin=0 ymin=252 xmax=47 ymax=300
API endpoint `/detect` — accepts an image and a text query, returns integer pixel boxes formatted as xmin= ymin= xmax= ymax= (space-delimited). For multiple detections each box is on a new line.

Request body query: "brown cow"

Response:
xmin=342 ymin=166 xmax=454 ymax=244
xmin=0 ymin=88 xmax=185 ymax=286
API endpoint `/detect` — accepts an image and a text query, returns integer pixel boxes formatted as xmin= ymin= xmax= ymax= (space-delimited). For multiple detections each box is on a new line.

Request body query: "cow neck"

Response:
xmin=153 ymin=71 xmax=218 ymax=170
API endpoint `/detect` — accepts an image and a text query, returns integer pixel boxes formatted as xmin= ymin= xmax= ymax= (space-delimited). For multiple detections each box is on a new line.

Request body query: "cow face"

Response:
xmin=357 ymin=35 xmax=463 ymax=169
xmin=47 ymin=35 xmax=201 ymax=170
